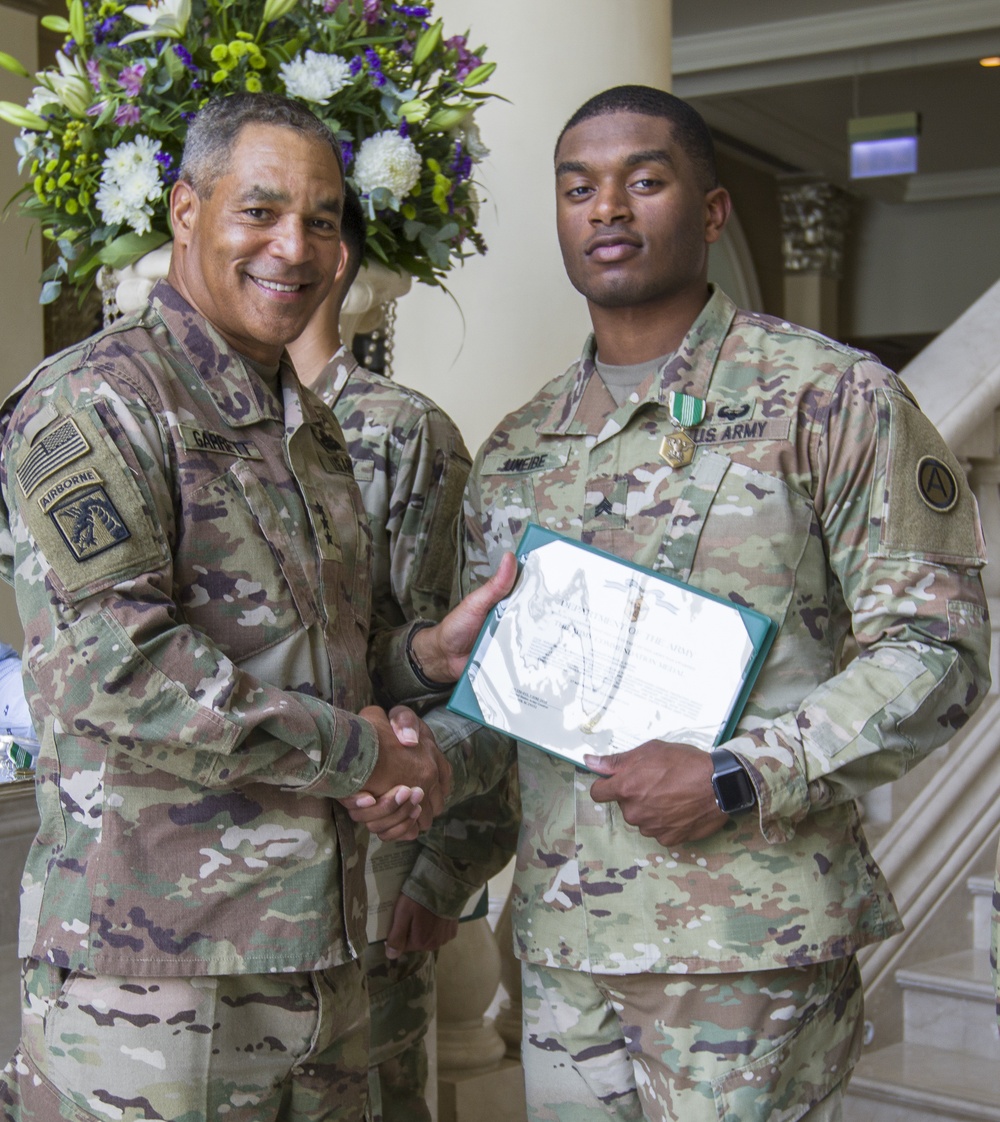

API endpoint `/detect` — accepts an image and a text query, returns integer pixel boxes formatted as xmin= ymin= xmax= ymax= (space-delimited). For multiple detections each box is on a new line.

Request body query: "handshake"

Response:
xmin=339 ymin=552 xmax=516 ymax=842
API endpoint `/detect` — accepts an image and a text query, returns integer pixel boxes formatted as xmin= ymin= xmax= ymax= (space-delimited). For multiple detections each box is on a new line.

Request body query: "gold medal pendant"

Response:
xmin=659 ymin=430 xmax=695 ymax=469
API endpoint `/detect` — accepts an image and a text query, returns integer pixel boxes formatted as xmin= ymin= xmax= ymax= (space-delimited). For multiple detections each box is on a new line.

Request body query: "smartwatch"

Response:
xmin=710 ymin=748 xmax=756 ymax=815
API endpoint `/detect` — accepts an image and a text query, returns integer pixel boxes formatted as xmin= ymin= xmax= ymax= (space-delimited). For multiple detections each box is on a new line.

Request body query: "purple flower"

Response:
xmin=86 ymin=58 xmax=102 ymax=92
xmin=93 ymin=15 xmax=120 ymax=45
xmin=323 ymin=0 xmax=346 ymax=10
xmin=349 ymin=55 xmax=364 ymax=76
xmin=445 ymin=34 xmax=482 ymax=81
xmin=365 ymin=47 xmax=386 ymax=87
xmin=155 ymin=150 xmax=178 ymax=184
xmin=394 ymin=4 xmax=429 ymax=14
xmin=114 ymin=104 xmax=141 ymax=127
xmin=173 ymin=43 xmax=197 ymax=71
xmin=340 ymin=139 xmax=353 ymax=168
xmin=362 ymin=0 xmax=382 ymax=24
xmin=64 ymin=38 xmax=78 ymax=56
xmin=398 ymin=119 xmax=409 ymax=139
xmin=118 ymin=63 xmax=146 ymax=98
xmin=450 ymin=140 xmax=472 ymax=183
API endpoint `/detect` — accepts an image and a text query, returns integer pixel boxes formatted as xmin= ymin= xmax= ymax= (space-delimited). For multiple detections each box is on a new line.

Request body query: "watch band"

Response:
xmin=710 ymin=748 xmax=756 ymax=815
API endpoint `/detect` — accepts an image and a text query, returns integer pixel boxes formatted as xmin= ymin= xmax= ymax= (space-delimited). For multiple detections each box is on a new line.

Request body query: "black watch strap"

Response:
xmin=710 ymin=748 xmax=756 ymax=815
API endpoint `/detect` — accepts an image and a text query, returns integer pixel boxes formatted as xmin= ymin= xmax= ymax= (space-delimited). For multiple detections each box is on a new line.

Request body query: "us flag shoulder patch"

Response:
xmin=16 ymin=417 xmax=90 ymax=497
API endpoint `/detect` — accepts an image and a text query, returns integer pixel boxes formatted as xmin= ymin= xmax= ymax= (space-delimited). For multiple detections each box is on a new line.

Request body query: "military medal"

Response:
xmin=660 ymin=391 xmax=706 ymax=468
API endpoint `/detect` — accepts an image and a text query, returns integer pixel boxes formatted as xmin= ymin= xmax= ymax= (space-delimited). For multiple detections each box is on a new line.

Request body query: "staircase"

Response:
xmin=845 ymin=877 xmax=999 ymax=1121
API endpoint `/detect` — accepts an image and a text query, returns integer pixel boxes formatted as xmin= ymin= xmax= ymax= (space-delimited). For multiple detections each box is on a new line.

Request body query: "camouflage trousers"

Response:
xmin=521 ymin=955 xmax=864 ymax=1122
xmin=0 ymin=957 xmax=370 ymax=1122
xmin=365 ymin=944 xmax=434 ymax=1122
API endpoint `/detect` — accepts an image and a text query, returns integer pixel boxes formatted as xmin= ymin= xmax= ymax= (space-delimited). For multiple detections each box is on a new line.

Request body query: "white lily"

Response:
xmin=120 ymin=0 xmax=192 ymax=44
xmin=42 ymin=51 xmax=91 ymax=117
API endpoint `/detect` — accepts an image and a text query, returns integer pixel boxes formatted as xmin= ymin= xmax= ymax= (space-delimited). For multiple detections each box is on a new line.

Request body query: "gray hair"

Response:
xmin=178 ymin=92 xmax=344 ymax=196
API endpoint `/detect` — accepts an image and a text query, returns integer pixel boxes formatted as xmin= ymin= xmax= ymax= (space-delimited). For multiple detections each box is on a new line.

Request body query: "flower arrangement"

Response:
xmin=0 ymin=0 xmax=497 ymax=303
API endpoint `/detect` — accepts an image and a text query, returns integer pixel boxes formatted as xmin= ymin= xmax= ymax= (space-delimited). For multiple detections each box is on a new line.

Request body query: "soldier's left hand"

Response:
xmin=586 ymin=741 xmax=728 ymax=847
xmin=385 ymin=893 xmax=459 ymax=959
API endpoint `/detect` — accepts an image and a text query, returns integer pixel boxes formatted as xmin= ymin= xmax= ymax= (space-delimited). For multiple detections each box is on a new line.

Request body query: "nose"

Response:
xmin=269 ymin=216 xmax=312 ymax=263
xmin=591 ymin=178 xmax=632 ymax=226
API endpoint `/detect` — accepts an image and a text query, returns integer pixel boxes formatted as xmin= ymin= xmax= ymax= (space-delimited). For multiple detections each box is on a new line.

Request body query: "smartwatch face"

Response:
xmin=714 ymin=765 xmax=754 ymax=813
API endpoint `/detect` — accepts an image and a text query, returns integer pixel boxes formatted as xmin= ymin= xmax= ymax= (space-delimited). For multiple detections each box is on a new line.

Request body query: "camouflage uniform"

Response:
xmin=0 ymin=281 xmax=426 ymax=1121
xmin=458 ymin=287 xmax=991 ymax=1120
xmin=313 ymin=346 xmax=475 ymax=1122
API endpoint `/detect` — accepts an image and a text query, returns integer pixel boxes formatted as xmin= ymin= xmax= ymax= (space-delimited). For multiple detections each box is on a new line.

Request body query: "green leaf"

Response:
xmin=461 ymin=62 xmax=496 ymax=89
xmin=97 ymin=229 xmax=170 ymax=269
xmin=412 ymin=19 xmax=443 ymax=67
xmin=40 ymin=280 xmax=62 ymax=304
xmin=40 ymin=15 xmax=70 ymax=32
xmin=0 ymin=51 xmax=30 ymax=79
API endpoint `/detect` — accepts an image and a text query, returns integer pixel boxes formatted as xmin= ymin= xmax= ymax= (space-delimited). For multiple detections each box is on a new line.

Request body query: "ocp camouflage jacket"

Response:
xmin=459 ymin=286 xmax=991 ymax=974
xmin=0 ymin=281 xmax=417 ymax=976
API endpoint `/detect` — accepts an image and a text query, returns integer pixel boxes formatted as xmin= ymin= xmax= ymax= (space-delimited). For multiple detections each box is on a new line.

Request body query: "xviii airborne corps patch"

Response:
xmin=49 ymin=483 xmax=131 ymax=561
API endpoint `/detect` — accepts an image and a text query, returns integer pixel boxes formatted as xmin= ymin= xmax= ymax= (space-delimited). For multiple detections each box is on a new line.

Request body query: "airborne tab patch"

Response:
xmin=16 ymin=417 xmax=90 ymax=497
xmin=49 ymin=484 xmax=131 ymax=562
xmin=37 ymin=467 xmax=104 ymax=515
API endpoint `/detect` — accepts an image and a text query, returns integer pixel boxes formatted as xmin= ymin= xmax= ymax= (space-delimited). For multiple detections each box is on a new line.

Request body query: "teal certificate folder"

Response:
xmin=448 ymin=524 xmax=776 ymax=770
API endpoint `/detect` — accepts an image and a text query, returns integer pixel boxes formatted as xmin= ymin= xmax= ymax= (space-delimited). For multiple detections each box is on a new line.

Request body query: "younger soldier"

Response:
xmin=457 ymin=86 xmax=991 ymax=1121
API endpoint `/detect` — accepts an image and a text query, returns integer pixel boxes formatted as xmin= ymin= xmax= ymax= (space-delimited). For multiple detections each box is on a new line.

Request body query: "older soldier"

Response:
xmin=0 ymin=92 xmax=511 ymax=1122
xmin=457 ymin=85 xmax=992 ymax=1121
xmin=289 ymin=187 xmax=515 ymax=1122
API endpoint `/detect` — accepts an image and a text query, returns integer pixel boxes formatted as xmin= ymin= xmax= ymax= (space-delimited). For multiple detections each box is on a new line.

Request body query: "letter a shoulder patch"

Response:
xmin=875 ymin=387 xmax=984 ymax=566
xmin=13 ymin=404 xmax=169 ymax=600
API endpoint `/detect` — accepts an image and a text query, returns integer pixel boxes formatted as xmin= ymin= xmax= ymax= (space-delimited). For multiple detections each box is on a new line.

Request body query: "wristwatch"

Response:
xmin=710 ymin=748 xmax=756 ymax=815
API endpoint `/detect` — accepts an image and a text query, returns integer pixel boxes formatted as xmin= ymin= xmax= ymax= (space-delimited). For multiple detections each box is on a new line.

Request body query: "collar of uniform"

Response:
xmin=149 ymin=280 xmax=285 ymax=429
xmin=652 ymin=285 xmax=738 ymax=408
xmin=311 ymin=344 xmax=360 ymax=409
xmin=533 ymin=285 xmax=739 ymax=437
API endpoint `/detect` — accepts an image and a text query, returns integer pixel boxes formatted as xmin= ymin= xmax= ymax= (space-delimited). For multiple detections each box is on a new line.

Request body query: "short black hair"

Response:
xmin=179 ymin=92 xmax=344 ymax=197
xmin=555 ymin=85 xmax=718 ymax=191
xmin=339 ymin=184 xmax=367 ymax=290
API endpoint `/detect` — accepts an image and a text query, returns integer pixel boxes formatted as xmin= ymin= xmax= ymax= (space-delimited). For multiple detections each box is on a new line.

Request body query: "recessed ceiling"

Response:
xmin=672 ymin=0 xmax=1000 ymax=201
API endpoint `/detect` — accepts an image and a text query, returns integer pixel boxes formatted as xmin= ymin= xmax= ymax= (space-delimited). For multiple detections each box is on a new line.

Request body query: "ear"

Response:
xmin=169 ymin=179 xmax=200 ymax=247
xmin=703 ymin=186 xmax=732 ymax=246
xmin=333 ymin=236 xmax=351 ymax=289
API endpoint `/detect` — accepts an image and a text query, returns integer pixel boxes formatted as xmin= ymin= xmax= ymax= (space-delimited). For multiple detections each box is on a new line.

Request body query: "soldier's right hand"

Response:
xmin=341 ymin=705 xmax=452 ymax=835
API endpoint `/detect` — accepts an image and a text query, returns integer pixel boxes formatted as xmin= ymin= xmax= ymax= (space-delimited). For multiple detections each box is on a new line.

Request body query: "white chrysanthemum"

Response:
xmin=98 ymin=136 xmax=163 ymax=232
xmin=280 ymin=51 xmax=353 ymax=105
xmin=95 ymin=180 xmax=133 ymax=226
xmin=353 ymin=131 xmax=422 ymax=201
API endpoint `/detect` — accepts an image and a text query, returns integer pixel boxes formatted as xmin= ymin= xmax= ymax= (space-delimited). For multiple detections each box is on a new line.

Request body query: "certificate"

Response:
xmin=365 ymin=836 xmax=488 ymax=944
xmin=448 ymin=525 xmax=775 ymax=769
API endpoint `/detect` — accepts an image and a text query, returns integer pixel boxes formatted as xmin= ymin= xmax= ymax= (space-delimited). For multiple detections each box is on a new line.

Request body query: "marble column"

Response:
xmin=777 ymin=175 xmax=852 ymax=337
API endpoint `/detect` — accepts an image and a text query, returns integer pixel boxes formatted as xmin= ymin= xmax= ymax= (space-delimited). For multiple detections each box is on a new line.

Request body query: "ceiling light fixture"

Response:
xmin=980 ymin=56 xmax=1000 ymax=67
xmin=848 ymin=112 xmax=920 ymax=178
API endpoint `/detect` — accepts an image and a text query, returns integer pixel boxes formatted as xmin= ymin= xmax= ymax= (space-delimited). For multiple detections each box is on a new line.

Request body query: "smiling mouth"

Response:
xmin=250 ymin=276 xmax=307 ymax=294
